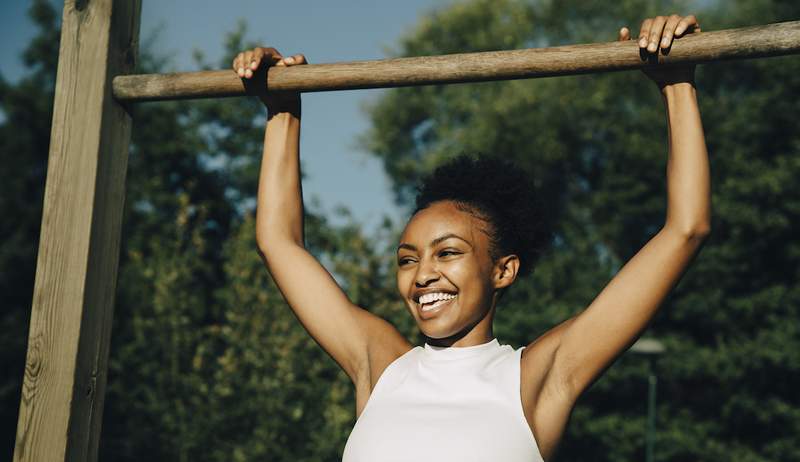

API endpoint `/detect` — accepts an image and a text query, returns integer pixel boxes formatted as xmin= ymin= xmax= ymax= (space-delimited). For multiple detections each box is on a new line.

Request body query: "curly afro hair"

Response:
xmin=413 ymin=153 xmax=552 ymax=279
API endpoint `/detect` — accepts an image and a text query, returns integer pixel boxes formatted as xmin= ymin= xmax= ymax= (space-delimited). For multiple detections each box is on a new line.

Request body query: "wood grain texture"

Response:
xmin=113 ymin=20 xmax=800 ymax=102
xmin=13 ymin=1 xmax=141 ymax=461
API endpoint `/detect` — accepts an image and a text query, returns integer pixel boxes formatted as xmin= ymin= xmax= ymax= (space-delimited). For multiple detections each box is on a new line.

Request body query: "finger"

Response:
xmin=638 ymin=18 xmax=652 ymax=48
xmin=253 ymin=47 xmax=285 ymax=76
xmin=660 ymin=14 xmax=682 ymax=49
xmin=251 ymin=48 xmax=265 ymax=70
xmin=675 ymin=15 xmax=699 ymax=36
xmin=618 ymin=26 xmax=630 ymax=42
xmin=235 ymin=46 xmax=285 ymax=77
xmin=284 ymin=54 xmax=308 ymax=65
xmin=647 ymin=16 xmax=668 ymax=53
xmin=243 ymin=50 xmax=255 ymax=78
xmin=237 ymin=52 xmax=251 ymax=77
xmin=233 ymin=53 xmax=244 ymax=75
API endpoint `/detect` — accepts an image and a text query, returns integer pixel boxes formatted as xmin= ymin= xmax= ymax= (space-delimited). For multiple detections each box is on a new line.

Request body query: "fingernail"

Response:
xmin=662 ymin=38 xmax=670 ymax=47
xmin=238 ymin=68 xmax=244 ymax=76
xmin=648 ymin=42 xmax=657 ymax=52
xmin=245 ymin=69 xmax=252 ymax=78
xmin=639 ymin=38 xmax=647 ymax=47
xmin=285 ymin=57 xmax=294 ymax=64
xmin=250 ymin=61 xmax=257 ymax=69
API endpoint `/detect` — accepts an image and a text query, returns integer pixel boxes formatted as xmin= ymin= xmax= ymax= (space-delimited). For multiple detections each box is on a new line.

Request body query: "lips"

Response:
xmin=417 ymin=295 xmax=456 ymax=319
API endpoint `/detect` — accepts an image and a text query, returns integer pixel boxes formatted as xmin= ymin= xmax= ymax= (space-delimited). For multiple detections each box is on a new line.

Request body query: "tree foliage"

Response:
xmin=1 ymin=0 xmax=798 ymax=461
xmin=360 ymin=0 xmax=800 ymax=460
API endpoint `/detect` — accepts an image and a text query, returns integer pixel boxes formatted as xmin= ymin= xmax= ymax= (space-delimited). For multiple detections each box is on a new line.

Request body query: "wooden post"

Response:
xmin=13 ymin=1 xmax=141 ymax=461
xmin=112 ymin=19 xmax=800 ymax=102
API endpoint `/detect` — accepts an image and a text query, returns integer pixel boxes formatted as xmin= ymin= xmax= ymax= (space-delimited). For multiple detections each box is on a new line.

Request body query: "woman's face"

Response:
xmin=396 ymin=200 xmax=508 ymax=345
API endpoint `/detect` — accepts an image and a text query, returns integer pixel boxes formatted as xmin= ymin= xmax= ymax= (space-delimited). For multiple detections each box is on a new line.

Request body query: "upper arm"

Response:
xmin=549 ymin=227 xmax=707 ymax=399
xmin=258 ymin=241 xmax=406 ymax=384
xmin=521 ymin=229 xmax=706 ymax=458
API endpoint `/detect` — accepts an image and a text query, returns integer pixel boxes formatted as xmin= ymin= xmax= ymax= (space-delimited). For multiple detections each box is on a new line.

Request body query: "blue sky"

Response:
xmin=1 ymin=0 xmax=455 ymax=233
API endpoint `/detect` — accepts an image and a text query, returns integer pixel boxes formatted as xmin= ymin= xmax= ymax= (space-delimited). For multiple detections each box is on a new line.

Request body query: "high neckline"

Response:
xmin=422 ymin=338 xmax=500 ymax=360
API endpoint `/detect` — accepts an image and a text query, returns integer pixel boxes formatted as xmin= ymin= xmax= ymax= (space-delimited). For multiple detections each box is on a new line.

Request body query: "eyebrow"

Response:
xmin=396 ymin=233 xmax=473 ymax=253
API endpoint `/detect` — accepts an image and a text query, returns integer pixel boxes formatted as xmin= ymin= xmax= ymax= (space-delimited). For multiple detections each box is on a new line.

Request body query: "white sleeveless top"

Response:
xmin=342 ymin=338 xmax=544 ymax=462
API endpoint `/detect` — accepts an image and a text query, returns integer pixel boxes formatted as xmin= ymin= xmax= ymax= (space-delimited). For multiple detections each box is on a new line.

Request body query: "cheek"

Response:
xmin=396 ymin=269 xmax=411 ymax=296
xmin=445 ymin=260 xmax=490 ymax=299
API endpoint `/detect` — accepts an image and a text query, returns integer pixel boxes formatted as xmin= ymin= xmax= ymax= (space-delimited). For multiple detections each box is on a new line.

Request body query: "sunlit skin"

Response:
xmin=238 ymin=13 xmax=708 ymax=462
xmin=396 ymin=200 xmax=519 ymax=347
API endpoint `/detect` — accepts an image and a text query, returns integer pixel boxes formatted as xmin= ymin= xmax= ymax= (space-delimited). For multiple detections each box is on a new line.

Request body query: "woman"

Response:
xmin=233 ymin=13 xmax=710 ymax=462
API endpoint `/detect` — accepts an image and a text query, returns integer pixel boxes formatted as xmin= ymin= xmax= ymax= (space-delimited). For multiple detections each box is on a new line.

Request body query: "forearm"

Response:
xmin=255 ymin=111 xmax=304 ymax=249
xmin=661 ymin=82 xmax=711 ymax=238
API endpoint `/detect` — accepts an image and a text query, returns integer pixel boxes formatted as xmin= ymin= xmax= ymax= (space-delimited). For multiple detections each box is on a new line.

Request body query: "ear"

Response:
xmin=492 ymin=254 xmax=520 ymax=290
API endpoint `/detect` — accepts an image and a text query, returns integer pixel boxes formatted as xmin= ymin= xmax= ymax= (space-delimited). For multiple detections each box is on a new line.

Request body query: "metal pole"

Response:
xmin=630 ymin=338 xmax=665 ymax=462
xmin=646 ymin=357 xmax=658 ymax=462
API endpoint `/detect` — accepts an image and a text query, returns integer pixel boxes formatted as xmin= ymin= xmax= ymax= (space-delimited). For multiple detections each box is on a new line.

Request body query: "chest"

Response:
xmin=357 ymin=350 xmax=546 ymax=433
xmin=347 ymin=348 xmax=546 ymax=462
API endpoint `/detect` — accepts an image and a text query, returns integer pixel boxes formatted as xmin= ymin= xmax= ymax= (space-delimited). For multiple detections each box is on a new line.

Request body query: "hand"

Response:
xmin=618 ymin=14 xmax=701 ymax=90
xmin=232 ymin=47 xmax=308 ymax=116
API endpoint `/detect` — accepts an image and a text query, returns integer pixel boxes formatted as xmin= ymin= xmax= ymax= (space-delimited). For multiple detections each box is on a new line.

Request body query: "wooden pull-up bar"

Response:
xmin=113 ymin=20 xmax=800 ymax=103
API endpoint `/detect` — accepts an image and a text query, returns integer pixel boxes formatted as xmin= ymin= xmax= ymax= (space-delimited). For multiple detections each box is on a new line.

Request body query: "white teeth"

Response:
xmin=418 ymin=292 xmax=456 ymax=305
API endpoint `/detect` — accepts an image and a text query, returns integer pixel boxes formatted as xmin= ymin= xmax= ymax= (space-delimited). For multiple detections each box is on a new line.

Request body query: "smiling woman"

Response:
xmin=395 ymin=155 xmax=551 ymax=344
xmin=238 ymin=12 xmax=710 ymax=462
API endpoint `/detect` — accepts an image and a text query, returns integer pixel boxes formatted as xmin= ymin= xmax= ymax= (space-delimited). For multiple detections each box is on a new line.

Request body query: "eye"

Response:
xmin=397 ymin=256 xmax=416 ymax=266
xmin=439 ymin=249 xmax=461 ymax=258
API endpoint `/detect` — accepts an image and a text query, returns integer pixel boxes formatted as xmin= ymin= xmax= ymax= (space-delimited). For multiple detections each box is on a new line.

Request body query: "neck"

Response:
xmin=423 ymin=304 xmax=496 ymax=347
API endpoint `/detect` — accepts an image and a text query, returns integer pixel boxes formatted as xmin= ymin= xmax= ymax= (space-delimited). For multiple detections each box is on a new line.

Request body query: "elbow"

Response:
xmin=256 ymin=240 xmax=270 ymax=263
xmin=693 ymin=223 xmax=711 ymax=240
xmin=255 ymin=231 xmax=275 ymax=258
xmin=686 ymin=219 xmax=711 ymax=241
xmin=255 ymin=234 xmax=279 ymax=258
xmin=666 ymin=221 xmax=711 ymax=243
xmin=255 ymin=232 xmax=303 ymax=258
xmin=256 ymin=240 xmax=268 ymax=257
xmin=686 ymin=227 xmax=710 ymax=248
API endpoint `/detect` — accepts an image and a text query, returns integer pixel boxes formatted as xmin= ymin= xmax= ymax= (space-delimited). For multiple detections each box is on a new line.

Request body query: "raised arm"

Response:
xmin=234 ymin=48 xmax=408 ymax=384
xmin=532 ymin=14 xmax=711 ymax=408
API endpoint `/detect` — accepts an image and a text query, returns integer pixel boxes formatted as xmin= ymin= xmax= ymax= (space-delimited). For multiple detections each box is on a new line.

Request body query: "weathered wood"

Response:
xmin=13 ymin=1 xmax=141 ymax=461
xmin=113 ymin=20 xmax=800 ymax=102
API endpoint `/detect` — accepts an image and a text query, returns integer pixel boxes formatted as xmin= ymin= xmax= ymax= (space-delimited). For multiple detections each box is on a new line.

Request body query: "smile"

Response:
xmin=417 ymin=293 xmax=457 ymax=318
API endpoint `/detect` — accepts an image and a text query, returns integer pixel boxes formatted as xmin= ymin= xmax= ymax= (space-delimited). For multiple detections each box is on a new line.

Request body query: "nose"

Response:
xmin=414 ymin=257 xmax=440 ymax=287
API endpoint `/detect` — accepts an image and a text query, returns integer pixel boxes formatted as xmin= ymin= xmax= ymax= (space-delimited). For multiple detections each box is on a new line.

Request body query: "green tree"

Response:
xmin=5 ymin=0 xmax=799 ymax=461
xmin=0 ymin=1 xmax=60 ymax=457
xmin=100 ymin=19 xmax=410 ymax=462
xmin=359 ymin=0 xmax=800 ymax=460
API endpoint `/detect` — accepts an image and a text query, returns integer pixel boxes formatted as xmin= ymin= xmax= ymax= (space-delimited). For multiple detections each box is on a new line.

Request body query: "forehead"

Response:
xmin=399 ymin=201 xmax=487 ymax=247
